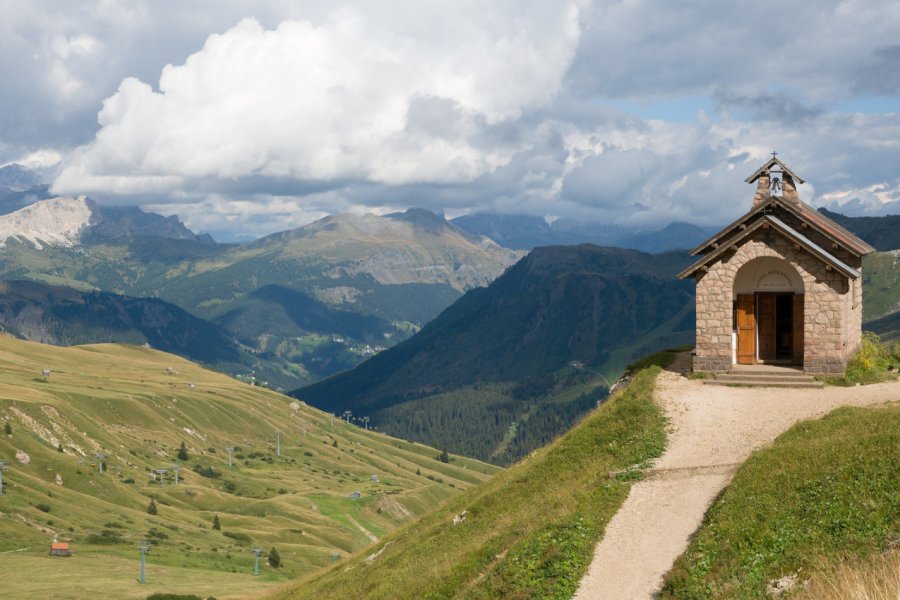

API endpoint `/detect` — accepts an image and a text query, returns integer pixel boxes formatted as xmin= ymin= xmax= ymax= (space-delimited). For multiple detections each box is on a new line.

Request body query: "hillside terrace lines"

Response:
xmin=0 ymin=335 xmax=500 ymax=595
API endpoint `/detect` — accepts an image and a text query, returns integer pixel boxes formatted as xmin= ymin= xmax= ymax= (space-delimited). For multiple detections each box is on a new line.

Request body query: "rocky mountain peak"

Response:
xmin=0 ymin=196 xmax=93 ymax=249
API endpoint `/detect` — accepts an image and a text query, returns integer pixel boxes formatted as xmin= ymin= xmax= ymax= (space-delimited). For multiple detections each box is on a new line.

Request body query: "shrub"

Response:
xmin=223 ymin=531 xmax=251 ymax=544
xmin=845 ymin=332 xmax=890 ymax=383
xmin=85 ymin=529 xmax=124 ymax=544
xmin=192 ymin=465 xmax=221 ymax=479
xmin=268 ymin=546 xmax=281 ymax=568
xmin=147 ymin=499 xmax=158 ymax=515
xmin=35 ymin=503 xmax=51 ymax=513
xmin=3 ymin=421 xmax=10 ymax=435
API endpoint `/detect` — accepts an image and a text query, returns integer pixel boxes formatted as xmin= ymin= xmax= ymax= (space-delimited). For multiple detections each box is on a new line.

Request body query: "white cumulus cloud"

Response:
xmin=54 ymin=5 xmax=581 ymax=196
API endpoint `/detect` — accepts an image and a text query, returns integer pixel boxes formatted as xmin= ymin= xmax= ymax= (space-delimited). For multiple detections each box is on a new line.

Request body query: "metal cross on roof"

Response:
xmin=771 ymin=150 xmax=778 ymax=159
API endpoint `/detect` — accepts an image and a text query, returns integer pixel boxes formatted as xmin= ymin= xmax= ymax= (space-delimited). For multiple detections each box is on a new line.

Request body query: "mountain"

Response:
xmin=0 ymin=163 xmax=43 ymax=191
xmin=617 ymin=221 xmax=714 ymax=253
xmin=452 ymin=212 xmax=716 ymax=252
xmin=0 ymin=335 xmax=499 ymax=598
xmin=0 ymin=279 xmax=241 ymax=365
xmin=818 ymin=208 xmax=900 ymax=251
xmin=0 ymin=196 xmax=92 ymax=249
xmin=861 ymin=251 xmax=900 ymax=321
xmin=0 ymin=202 xmax=521 ymax=389
xmin=247 ymin=208 xmax=522 ymax=294
xmin=0 ymin=163 xmax=53 ymax=216
xmin=0 ymin=195 xmax=213 ymax=248
xmin=293 ymin=245 xmax=695 ymax=464
xmin=451 ymin=213 xmax=622 ymax=249
xmin=85 ymin=204 xmax=215 ymax=244
xmin=865 ymin=309 xmax=900 ymax=342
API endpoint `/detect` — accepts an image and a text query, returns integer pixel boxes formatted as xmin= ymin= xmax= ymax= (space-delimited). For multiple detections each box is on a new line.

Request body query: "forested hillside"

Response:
xmin=294 ymin=245 xmax=695 ymax=464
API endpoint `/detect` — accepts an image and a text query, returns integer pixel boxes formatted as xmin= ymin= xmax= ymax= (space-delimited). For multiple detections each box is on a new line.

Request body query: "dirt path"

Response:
xmin=573 ymin=362 xmax=900 ymax=600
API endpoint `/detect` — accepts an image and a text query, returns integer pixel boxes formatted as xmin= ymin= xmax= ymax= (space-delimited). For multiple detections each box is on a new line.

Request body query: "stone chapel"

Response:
xmin=679 ymin=156 xmax=875 ymax=375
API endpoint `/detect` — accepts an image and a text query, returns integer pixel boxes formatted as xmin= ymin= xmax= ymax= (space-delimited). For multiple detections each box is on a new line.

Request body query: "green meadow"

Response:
xmin=0 ymin=335 xmax=498 ymax=599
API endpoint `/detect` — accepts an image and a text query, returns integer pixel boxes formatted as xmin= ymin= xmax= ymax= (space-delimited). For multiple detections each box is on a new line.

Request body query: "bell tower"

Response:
xmin=745 ymin=153 xmax=805 ymax=207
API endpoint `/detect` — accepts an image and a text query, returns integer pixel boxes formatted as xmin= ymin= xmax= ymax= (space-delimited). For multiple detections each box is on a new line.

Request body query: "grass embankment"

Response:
xmin=660 ymin=403 xmax=900 ymax=599
xmin=278 ymin=354 xmax=674 ymax=599
xmin=0 ymin=335 xmax=498 ymax=599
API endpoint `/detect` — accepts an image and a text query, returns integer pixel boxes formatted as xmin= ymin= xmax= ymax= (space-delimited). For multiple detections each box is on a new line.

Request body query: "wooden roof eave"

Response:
xmin=690 ymin=196 xmax=875 ymax=258
xmin=677 ymin=215 xmax=861 ymax=280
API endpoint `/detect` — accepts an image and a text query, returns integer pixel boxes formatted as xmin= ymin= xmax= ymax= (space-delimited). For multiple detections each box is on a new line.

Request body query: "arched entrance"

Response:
xmin=732 ymin=257 xmax=805 ymax=365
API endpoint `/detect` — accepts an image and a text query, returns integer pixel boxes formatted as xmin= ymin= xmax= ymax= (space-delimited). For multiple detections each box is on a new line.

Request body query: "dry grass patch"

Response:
xmin=801 ymin=550 xmax=900 ymax=600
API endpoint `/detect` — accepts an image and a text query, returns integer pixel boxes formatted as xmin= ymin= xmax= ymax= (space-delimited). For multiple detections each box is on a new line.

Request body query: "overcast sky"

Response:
xmin=2 ymin=1 xmax=899 ymax=239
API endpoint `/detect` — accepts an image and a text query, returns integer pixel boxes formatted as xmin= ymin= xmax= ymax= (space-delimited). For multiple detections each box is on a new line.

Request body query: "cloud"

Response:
xmin=54 ymin=6 xmax=581 ymax=196
xmin=714 ymin=90 xmax=822 ymax=124
xmin=2 ymin=0 xmax=898 ymax=237
xmin=854 ymin=44 xmax=900 ymax=95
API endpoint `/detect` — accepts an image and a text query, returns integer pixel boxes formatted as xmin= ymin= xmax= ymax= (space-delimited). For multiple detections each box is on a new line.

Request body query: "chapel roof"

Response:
xmin=689 ymin=195 xmax=876 ymax=258
xmin=678 ymin=213 xmax=862 ymax=280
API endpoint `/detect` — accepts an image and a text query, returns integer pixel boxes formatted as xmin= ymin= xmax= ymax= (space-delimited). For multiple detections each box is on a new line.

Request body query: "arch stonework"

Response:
xmin=733 ymin=256 xmax=805 ymax=296
xmin=692 ymin=228 xmax=862 ymax=374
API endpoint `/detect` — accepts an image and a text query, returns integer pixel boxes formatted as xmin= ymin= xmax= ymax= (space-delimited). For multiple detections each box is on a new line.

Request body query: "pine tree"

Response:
xmin=177 ymin=441 xmax=189 ymax=461
xmin=147 ymin=498 xmax=158 ymax=515
xmin=267 ymin=546 xmax=281 ymax=568
xmin=4 ymin=421 xmax=11 ymax=435
xmin=212 ymin=514 xmax=221 ymax=530
xmin=439 ymin=449 xmax=450 ymax=463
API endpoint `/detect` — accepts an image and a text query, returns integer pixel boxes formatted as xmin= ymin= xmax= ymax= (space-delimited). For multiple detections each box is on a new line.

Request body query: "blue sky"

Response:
xmin=1 ymin=1 xmax=899 ymax=239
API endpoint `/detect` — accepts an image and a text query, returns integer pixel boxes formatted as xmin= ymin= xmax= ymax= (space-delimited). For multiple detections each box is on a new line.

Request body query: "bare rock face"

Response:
xmin=55 ymin=473 xmax=63 ymax=486
xmin=15 ymin=449 xmax=30 ymax=464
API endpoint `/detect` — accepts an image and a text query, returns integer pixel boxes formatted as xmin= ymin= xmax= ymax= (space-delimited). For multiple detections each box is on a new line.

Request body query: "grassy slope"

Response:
xmin=660 ymin=403 xmax=900 ymax=599
xmin=0 ymin=335 xmax=498 ymax=599
xmin=862 ymin=252 xmax=900 ymax=321
xmin=277 ymin=356 xmax=673 ymax=599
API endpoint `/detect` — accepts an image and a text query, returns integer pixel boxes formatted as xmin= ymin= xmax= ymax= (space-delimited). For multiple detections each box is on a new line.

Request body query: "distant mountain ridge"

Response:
xmin=818 ymin=208 xmax=900 ymax=251
xmin=0 ymin=195 xmax=213 ymax=248
xmin=0 ymin=202 xmax=522 ymax=389
xmin=0 ymin=163 xmax=44 ymax=191
xmin=451 ymin=212 xmax=717 ymax=252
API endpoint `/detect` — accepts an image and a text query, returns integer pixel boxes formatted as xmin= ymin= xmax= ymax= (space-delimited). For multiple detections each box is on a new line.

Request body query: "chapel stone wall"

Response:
xmin=693 ymin=230 xmax=854 ymax=375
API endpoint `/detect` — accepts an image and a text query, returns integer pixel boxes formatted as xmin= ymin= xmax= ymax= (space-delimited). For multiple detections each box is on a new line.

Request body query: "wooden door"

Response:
xmin=736 ymin=294 xmax=756 ymax=364
xmin=792 ymin=294 xmax=804 ymax=365
xmin=757 ymin=293 xmax=777 ymax=361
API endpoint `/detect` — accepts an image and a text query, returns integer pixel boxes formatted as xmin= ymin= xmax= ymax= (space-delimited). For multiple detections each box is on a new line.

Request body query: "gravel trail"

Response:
xmin=573 ymin=360 xmax=900 ymax=599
